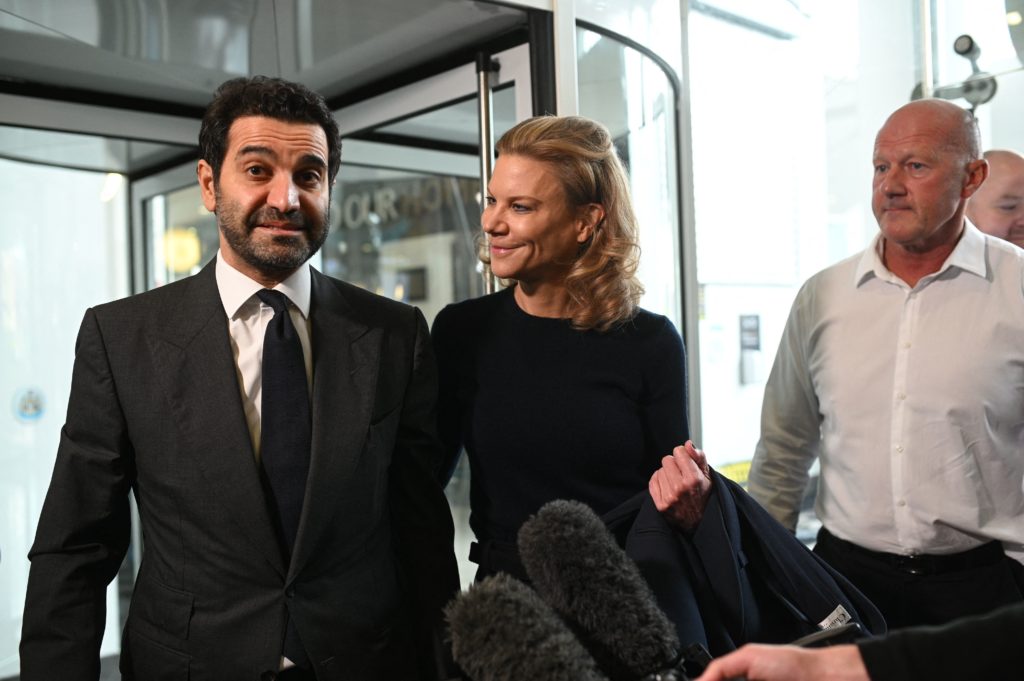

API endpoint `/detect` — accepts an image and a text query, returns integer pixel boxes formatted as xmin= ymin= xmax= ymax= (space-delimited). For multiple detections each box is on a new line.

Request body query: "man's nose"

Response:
xmin=267 ymin=175 xmax=300 ymax=212
xmin=880 ymin=169 xmax=905 ymax=195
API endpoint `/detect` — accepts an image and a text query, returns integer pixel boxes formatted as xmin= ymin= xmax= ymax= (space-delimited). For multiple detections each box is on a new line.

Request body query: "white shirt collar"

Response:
xmin=215 ymin=251 xmax=312 ymax=320
xmin=853 ymin=220 xmax=989 ymax=288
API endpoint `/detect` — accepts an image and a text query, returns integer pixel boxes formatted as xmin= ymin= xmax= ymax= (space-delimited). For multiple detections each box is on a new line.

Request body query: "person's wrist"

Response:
xmin=814 ymin=645 xmax=870 ymax=681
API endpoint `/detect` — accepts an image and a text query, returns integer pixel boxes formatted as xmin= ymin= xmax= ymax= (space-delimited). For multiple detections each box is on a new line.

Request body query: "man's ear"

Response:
xmin=577 ymin=203 xmax=605 ymax=244
xmin=197 ymin=160 xmax=218 ymax=212
xmin=962 ymin=158 xmax=989 ymax=199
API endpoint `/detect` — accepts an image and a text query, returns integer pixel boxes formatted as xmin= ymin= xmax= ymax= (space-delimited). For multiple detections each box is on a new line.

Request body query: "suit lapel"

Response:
xmin=289 ymin=270 xmax=381 ymax=579
xmin=153 ymin=261 xmax=286 ymax=578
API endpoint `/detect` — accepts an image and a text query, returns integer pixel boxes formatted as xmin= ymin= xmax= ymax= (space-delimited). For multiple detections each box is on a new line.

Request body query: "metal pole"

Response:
xmin=477 ymin=52 xmax=498 ymax=294
xmin=919 ymin=0 xmax=934 ymax=98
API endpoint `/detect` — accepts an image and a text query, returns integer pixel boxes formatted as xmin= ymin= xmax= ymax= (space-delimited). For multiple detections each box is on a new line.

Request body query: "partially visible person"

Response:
xmin=695 ymin=602 xmax=1024 ymax=681
xmin=965 ymin=148 xmax=1024 ymax=248
xmin=20 ymin=76 xmax=459 ymax=681
xmin=749 ymin=99 xmax=1024 ymax=630
xmin=432 ymin=115 xmax=708 ymax=582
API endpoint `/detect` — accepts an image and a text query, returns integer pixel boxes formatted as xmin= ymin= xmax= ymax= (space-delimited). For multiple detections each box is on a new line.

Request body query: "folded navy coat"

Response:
xmin=602 ymin=469 xmax=887 ymax=655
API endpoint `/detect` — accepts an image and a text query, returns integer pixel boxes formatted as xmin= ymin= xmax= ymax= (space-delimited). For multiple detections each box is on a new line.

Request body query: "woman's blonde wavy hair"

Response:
xmin=489 ymin=115 xmax=644 ymax=332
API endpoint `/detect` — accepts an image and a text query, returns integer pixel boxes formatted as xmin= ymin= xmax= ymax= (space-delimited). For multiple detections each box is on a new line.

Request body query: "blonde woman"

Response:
xmin=433 ymin=115 xmax=706 ymax=581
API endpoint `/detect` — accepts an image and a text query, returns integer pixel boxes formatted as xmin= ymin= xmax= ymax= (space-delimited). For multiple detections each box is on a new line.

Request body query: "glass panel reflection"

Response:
xmin=323 ymin=166 xmax=484 ymax=322
xmin=146 ymin=184 xmax=217 ymax=289
xmin=576 ymin=28 xmax=682 ymax=333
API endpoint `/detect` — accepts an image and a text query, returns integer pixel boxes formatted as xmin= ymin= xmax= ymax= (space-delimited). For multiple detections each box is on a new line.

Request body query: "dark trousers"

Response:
xmin=814 ymin=526 xmax=1024 ymax=630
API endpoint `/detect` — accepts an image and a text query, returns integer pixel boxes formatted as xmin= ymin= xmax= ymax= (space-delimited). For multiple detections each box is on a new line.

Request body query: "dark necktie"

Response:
xmin=256 ymin=289 xmax=312 ymax=670
xmin=257 ymin=289 xmax=312 ymax=554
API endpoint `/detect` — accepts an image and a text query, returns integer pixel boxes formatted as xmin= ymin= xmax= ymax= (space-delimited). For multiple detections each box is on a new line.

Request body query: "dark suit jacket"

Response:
xmin=605 ymin=470 xmax=886 ymax=657
xmin=20 ymin=260 xmax=460 ymax=681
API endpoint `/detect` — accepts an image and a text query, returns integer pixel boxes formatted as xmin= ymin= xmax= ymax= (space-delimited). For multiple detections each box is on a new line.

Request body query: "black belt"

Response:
xmin=818 ymin=527 xmax=1006 ymax=576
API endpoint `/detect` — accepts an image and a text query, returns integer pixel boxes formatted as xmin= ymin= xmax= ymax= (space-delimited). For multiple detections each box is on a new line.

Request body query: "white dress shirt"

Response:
xmin=214 ymin=252 xmax=313 ymax=460
xmin=750 ymin=223 xmax=1024 ymax=563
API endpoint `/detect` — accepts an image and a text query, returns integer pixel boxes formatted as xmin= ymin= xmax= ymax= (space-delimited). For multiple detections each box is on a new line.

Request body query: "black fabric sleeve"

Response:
xmin=390 ymin=306 xmax=462 ymax=679
xmin=429 ymin=304 xmax=465 ymax=485
xmin=857 ymin=602 xmax=1024 ymax=681
xmin=641 ymin=317 xmax=690 ymax=456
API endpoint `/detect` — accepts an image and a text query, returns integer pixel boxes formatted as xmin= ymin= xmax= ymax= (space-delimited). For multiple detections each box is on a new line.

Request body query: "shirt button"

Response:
xmin=898 ymin=500 xmax=907 ymax=507
xmin=896 ymin=445 xmax=904 ymax=453
xmin=897 ymin=392 xmax=906 ymax=400
xmin=904 ymin=342 xmax=912 ymax=348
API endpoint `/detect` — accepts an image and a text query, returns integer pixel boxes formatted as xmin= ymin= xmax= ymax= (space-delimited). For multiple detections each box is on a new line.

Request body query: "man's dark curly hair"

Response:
xmin=199 ymin=75 xmax=341 ymax=184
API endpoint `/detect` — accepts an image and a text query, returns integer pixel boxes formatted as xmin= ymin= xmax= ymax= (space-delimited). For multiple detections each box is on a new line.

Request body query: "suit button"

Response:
xmin=285 ymin=587 xmax=295 ymax=598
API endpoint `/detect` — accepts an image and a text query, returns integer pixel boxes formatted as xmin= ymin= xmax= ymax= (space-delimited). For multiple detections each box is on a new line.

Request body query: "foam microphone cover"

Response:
xmin=445 ymin=572 xmax=609 ymax=681
xmin=518 ymin=499 xmax=680 ymax=680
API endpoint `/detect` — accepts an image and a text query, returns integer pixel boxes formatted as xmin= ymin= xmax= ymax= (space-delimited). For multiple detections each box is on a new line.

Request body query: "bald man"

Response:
xmin=966 ymin=149 xmax=1024 ymax=248
xmin=750 ymin=100 xmax=1024 ymax=629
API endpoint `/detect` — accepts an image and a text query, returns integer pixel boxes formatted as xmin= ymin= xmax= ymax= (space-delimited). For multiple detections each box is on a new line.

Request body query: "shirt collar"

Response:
xmin=215 ymin=251 xmax=312 ymax=320
xmin=853 ymin=220 xmax=989 ymax=287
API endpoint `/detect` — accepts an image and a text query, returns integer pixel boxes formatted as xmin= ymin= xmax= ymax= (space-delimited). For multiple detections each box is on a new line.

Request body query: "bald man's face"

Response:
xmin=966 ymin=152 xmax=1024 ymax=248
xmin=871 ymin=102 xmax=983 ymax=254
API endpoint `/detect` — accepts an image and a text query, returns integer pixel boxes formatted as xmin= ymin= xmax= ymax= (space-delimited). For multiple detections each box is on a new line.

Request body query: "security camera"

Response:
xmin=953 ymin=34 xmax=980 ymax=61
xmin=911 ymin=33 xmax=996 ymax=112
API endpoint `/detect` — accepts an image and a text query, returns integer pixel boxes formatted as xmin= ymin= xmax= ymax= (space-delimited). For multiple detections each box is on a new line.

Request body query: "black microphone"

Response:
xmin=445 ymin=572 xmax=610 ymax=681
xmin=518 ymin=499 xmax=688 ymax=681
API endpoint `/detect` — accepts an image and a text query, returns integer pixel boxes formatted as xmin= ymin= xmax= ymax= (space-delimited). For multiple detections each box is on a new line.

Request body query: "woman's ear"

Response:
xmin=577 ymin=203 xmax=605 ymax=243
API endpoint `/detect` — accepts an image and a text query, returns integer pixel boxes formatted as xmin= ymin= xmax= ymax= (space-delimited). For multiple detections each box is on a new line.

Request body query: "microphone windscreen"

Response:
xmin=445 ymin=573 xmax=609 ymax=681
xmin=518 ymin=499 xmax=680 ymax=680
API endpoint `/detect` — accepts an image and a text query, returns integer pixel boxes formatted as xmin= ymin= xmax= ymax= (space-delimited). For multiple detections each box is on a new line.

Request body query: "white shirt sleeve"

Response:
xmin=749 ymin=283 xmax=822 ymax=531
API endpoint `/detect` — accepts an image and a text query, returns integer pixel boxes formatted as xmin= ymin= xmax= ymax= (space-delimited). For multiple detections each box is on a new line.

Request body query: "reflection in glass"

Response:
xmin=146 ymin=184 xmax=218 ymax=289
xmin=576 ymin=27 xmax=681 ymax=331
xmin=323 ymin=166 xmax=484 ymax=323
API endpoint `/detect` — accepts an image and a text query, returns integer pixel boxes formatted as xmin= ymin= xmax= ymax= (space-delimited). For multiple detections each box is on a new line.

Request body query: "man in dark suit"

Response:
xmin=20 ymin=76 xmax=460 ymax=681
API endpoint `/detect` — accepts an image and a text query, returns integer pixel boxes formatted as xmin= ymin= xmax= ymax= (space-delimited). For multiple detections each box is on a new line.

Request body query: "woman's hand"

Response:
xmin=649 ymin=440 xmax=713 ymax=532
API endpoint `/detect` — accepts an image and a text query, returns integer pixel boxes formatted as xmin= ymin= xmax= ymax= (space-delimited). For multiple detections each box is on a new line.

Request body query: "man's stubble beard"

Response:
xmin=216 ymin=189 xmax=330 ymax=276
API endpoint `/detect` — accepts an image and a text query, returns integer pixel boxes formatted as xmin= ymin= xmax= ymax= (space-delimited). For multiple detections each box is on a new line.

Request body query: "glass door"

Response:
xmin=0 ymin=125 xmax=192 ymax=679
